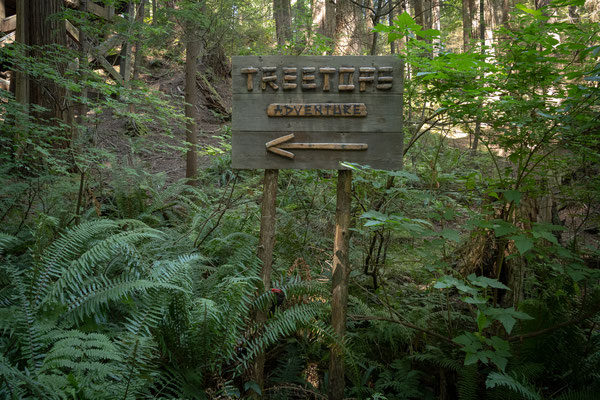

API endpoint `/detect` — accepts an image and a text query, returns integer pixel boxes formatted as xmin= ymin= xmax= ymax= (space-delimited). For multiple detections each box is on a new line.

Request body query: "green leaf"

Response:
xmin=477 ymin=310 xmax=490 ymax=333
xmin=244 ymin=381 xmax=261 ymax=396
xmin=467 ymin=274 xmax=510 ymax=290
xmin=440 ymin=228 xmax=460 ymax=242
xmin=503 ymin=190 xmax=521 ymax=205
xmin=510 ymin=235 xmax=534 ymax=255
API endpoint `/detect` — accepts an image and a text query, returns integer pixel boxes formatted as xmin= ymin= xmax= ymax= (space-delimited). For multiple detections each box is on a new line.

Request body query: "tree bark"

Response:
xmin=471 ymin=0 xmax=484 ymax=153
xmin=152 ymin=0 xmax=157 ymax=24
xmin=185 ymin=26 xmax=200 ymax=185
xmin=432 ymin=0 xmax=441 ymax=56
xmin=462 ymin=0 xmax=472 ymax=51
xmin=274 ymin=0 xmax=292 ymax=48
xmin=0 ymin=0 xmax=5 ymax=20
xmin=29 ymin=0 xmax=70 ymax=132
xmin=329 ymin=170 xmax=352 ymax=400
xmin=120 ymin=1 xmax=134 ymax=86
xmin=334 ymin=0 xmax=359 ymax=55
xmin=132 ymin=0 xmax=146 ymax=83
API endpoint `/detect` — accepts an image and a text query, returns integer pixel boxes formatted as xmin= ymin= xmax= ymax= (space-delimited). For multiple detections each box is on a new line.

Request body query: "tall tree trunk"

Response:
xmin=29 ymin=0 xmax=69 ymax=128
xmin=370 ymin=0 xmax=384 ymax=55
xmin=15 ymin=0 xmax=28 ymax=110
xmin=293 ymin=0 xmax=308 ymax=54
xmin=413 ymin=0 xmax=423 ymax=29
xmin=471 ymin=0 xmax=484 ymax=153
xmin=185 ymin=26 xmax=200 ymax=185
xmin=432 ymin=0 xmax=441 ymax=56
xmin=120 ymin=1 xmax=134 ymax=86
xmin=132 ymin=0 xmax=146 ymax=83
xmin=334 ymin=0 xmax=357 ymax=55
xmin=152 ymin=0 xmax=157 ymax=24
xmin=274 ymin=0 xmax=292 ymax=48
xmin=462 ymin=0 xmax=472 ymax=51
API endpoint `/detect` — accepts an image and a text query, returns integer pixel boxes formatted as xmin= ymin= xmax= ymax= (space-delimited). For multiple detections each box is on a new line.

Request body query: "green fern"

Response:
xmin=485 ymin=372 xmax=542 ymax=400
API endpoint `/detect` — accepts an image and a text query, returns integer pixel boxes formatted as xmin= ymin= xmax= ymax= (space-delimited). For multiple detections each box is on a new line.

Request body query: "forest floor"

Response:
xmin=94 ymin=61 xmax=232 ymax=183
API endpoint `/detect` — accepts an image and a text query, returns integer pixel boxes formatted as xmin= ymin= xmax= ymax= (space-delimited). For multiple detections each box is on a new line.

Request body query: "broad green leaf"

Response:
xmin=510 ymin=235 xmax=534 ymax=255
xmin=503 ymin=190 xmax=521 ymax=205
xmin=440 ymin=228 xmax=460 ymax=242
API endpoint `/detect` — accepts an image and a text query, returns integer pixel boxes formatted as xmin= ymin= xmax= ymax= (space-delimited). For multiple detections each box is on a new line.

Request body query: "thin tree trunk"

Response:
xmin=132 ymin=0 xmax=145 ymax=83
xmin=120 ymin=1 xmax=134 ymax=86
xmin=0 ymin=0 xmax=5 ymax=19
xmin=15 ymin=0 xmax=29 ymax=111
xmin=152 ymin=0 xmax=157 ymax=24
xmin=462 ymin=0 xmax=472 ymax=51
xmin=370 ymin=0 xmax=384 ymax=55
xmin=185 ymin=27 xmax=200 ymax=185
xmin=274 ymin=0 xmax=292 ymax=48
xmin=471 ymin=0 xmax=484 ymax=153
xmin=329 ymin=170 xmax=352 ymax=400
xmin=432 ymin=0 xmax=440 ymax=56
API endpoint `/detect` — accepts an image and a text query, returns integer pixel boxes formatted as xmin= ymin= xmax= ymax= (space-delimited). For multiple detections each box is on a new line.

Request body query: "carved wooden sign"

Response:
xmin=232 ymin=56 xmax=403 ymax=170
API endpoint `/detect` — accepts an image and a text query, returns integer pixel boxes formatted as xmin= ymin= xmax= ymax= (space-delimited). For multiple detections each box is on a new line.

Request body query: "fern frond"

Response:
xmin=485 ymin=372 xmax=542 ymax=400
xmin=45 ymin=228 xmax=163 ymax=305
xmin=31 ymin=219 xmax=121 ymax=310
xmin=63 ymin=275 xmax=186 ymax=324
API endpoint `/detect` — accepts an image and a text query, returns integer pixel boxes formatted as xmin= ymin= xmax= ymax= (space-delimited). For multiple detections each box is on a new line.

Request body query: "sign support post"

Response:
xmin=251 ymin=168 xmax=279 ymax=392
xmin=329 ymin=169 xmax=352 ymax=400
xmin=231 ymin=56 xmax=403 ymax=399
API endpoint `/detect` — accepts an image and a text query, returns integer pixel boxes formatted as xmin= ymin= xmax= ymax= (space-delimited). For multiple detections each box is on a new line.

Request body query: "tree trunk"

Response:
xmin=413 ymin=0 xmax=423 ymax=29
xmin=274 ymin=0 xmax=292 ymax=48
xmin=369 ymin=0 xmax=384 ymax=55
xmin=152 ymin=0 xmax=157 ymax=24
xmin=334 ymin=0 xmax=358 ymax=55
xmin=0 ymin=0 xmax=5 ymax=19
xmin=471 ymin=0 xmax=484 ymax=153
xmin=293 ymin=0 xmax=307 ymax=54
xmin=432 ymin=0 xmax=441 ymax=56
xmin=462 ymin=0 xmax=472 ymax=51
xmin=120 ymin=1 xmax=134 ymax=86
xmin=29 ymin=0 xmax=69 ymax=130
xmin=329 ymin=170 xmax=352 ymax=400
xmin=132 ymin=0 xmax=146 ymax=83
xmin=185 ymin=27 xmax=200 ymax=185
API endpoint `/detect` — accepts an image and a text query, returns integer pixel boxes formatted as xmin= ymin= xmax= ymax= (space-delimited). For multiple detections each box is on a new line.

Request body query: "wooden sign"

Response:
xmin=232 ymin=56 xmax=404 ymax=170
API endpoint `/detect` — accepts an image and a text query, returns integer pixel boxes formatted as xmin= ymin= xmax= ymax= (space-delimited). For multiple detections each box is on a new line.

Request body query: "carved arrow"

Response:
xmin=265 ymin=133 xmax=368 ymax=159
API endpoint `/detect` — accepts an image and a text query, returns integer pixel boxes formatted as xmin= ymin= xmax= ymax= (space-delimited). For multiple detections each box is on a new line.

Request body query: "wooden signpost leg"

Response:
xmin=329 ymin=169 xmax=352 ymax=400
xmin=251 ymin=168 xmax=279 ymax=394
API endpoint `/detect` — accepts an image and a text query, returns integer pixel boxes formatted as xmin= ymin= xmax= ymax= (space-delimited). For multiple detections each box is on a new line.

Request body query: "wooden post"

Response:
xmin=250 ymin=168 xmax=279 ymax=394
xmin=329 ymin=169 xmax=352 ymax=400
xmin=0 ymin=0 xmax=6 ymax=20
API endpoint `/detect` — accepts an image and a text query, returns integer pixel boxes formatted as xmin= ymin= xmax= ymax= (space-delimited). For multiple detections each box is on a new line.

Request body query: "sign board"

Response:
xmin=232 ymin=56 xmax=403 ymax=170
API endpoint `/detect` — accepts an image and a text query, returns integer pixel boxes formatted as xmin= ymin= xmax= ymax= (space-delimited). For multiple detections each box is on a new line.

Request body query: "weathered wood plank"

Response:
xmin=0 ymin=31 xmax=14 ymax=46
xmin=66 ymin=20 xmax=79 ymax=42
xmin=232 ymin=131 xmax=403 ymax=170
xmin=233 ymin=56 xmax=403 ymax=95
xmin=1 ymin=15 xmax=15 ymax=33
xmin=96 ymin=54 xmax=124 ymax=85
xmin=266 ymin=103 xmax=367 ymax=117
xmin=233 ymin=93 xmax=401 ymax=133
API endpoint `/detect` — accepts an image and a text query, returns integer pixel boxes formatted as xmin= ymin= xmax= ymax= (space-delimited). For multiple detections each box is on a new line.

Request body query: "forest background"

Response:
xmin=0 ymin=0 xmax=599 ymax=399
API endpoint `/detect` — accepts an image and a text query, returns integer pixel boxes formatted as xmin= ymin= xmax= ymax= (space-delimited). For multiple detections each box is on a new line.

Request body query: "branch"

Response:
xmin=508 ymin=307 xmax=600 ymax=343
xmin=349 ymin=314 xmax=461 ymax=347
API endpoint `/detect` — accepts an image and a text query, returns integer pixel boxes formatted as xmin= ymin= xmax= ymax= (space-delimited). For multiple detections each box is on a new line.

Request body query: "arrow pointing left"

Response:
xmin=265 ymin=133 xmax=368 ymax=159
